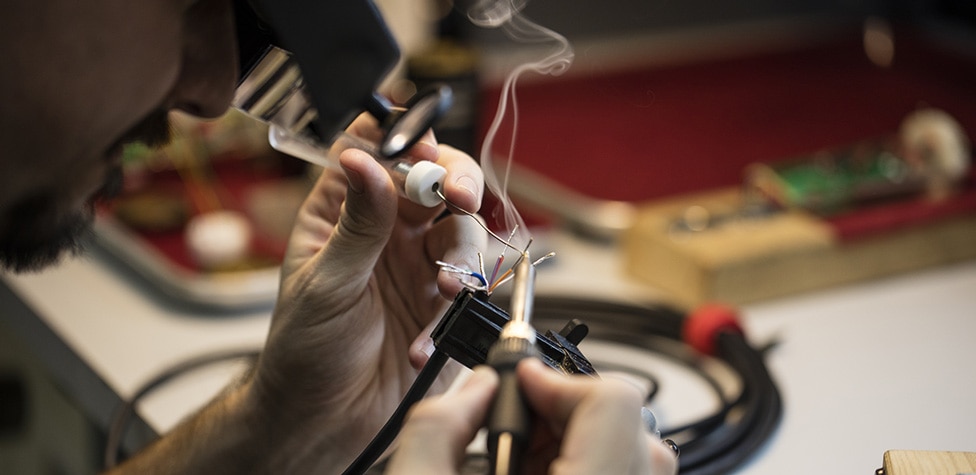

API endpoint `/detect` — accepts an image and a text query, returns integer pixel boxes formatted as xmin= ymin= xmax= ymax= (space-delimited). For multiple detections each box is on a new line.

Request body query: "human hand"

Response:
xmin=247 ymin=114 xmax=487 ymax=471
xmin=386 ymin=358 xmax=680 ymax=475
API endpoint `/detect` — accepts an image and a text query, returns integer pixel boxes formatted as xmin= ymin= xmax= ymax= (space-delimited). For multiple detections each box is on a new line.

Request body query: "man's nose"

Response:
xmin=171 ymin=0 xmax=238 ymax=118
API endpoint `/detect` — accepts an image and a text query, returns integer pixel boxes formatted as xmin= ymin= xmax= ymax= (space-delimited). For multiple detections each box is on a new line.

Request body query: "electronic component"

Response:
xmin=431 ymin=288 xmax=595 ymax=376
xmin=745 ymin=108 xmax=970 ymax=215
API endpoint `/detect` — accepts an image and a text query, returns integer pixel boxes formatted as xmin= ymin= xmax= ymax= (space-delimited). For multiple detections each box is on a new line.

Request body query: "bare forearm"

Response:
xmin=103 ymin=383 xmax=272 ymax=475
xmin=102 ymin=370 xmax=359 ymax=475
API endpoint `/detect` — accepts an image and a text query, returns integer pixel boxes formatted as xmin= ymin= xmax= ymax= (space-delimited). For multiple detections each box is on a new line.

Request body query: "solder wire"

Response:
xmin=435 ymin=187 xmax=536 ymax=295
xmin=436 ymin=187 xmax=523 ymax=256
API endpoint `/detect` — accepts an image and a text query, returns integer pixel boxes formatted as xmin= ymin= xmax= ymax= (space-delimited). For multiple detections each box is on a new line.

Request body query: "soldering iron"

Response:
xmin=485 ymin=254 xmax=538 ymax=475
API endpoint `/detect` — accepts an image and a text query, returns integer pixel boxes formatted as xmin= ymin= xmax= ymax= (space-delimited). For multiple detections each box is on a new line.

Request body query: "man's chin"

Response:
xmin=0 ymin=197 xmax=94 ymax=273
xmin=0 ymin=162 xmax=122 ymax=273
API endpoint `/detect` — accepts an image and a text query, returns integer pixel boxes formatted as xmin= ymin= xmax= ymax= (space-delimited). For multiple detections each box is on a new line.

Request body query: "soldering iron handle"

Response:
xmin=486 ymin=337 xmax=538 ymax=475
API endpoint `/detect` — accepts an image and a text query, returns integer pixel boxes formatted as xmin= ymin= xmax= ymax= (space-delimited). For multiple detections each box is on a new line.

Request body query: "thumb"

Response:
xmin=386 ymin=366 xmax=499 ymax=474
xmin=317 ymin=148 xmax=398 ymax=282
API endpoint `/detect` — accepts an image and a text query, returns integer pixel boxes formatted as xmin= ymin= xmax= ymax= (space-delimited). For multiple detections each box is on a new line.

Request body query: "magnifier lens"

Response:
xmin=381 ymin=85 xmax=452 ymax=157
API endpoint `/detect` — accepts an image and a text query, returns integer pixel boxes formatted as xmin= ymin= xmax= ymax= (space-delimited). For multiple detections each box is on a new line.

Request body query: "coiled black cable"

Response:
xmin=528 ymin=295 xmax=782 ymax=475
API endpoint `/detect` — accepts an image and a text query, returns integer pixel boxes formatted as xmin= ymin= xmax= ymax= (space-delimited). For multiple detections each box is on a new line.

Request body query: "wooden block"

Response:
xmin=622 ymin=187 xmax=976 ymax=307
xmin=882 ymin=450 xmax=976 ymax=475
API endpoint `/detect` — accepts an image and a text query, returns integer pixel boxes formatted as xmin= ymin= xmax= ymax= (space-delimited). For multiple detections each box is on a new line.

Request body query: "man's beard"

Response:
xmin=0 ymin=190 xmax=98 ymax=272
xmin=0 ymin=166 xmax=128 ymax=272
xmin=0 ymin=110 xmax=171 ymax=273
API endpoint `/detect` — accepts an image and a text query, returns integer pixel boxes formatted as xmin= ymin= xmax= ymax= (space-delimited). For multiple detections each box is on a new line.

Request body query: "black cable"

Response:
xmin=341 ymin=348 xmax=450 ymax=475
xmin=570 ymin=328 xmax=734 ymax=438
xmin=679 ymin=333 xmax=782 ymax=475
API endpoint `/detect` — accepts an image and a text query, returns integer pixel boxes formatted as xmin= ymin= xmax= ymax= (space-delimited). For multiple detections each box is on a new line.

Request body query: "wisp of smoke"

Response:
xmin=466 ymin=0 xmax=574 ymax=249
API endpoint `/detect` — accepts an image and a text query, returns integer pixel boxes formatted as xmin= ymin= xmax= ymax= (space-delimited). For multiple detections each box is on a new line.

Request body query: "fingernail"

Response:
xmin=415 ymin=139 xmax=439 ymax=160
xmin=419 ymin=337 xmax=435 ymax=357
xmin=455 ymin=175 xmax=480 ymax=203
xmin=341 ymin=163 xmax=364 ymax=193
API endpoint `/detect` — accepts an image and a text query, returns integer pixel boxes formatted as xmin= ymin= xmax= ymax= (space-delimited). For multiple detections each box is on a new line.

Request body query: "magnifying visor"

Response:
xmin=231 ymin=0 xmax=452 ymax=158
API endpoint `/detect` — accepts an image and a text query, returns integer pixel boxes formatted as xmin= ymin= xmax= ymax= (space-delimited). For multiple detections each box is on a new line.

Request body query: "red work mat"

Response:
xmin=477 ymin=28 xmax=976 ymax=204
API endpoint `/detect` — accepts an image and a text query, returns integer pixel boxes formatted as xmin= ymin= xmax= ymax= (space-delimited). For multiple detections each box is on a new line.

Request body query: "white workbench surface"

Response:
xmin=2 ymin=229 xmax=975 ymax=473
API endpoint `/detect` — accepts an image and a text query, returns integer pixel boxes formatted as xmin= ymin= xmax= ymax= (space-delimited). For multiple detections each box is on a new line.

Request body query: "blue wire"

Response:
xmin=470 ymin=272 xmax=488 ymax=287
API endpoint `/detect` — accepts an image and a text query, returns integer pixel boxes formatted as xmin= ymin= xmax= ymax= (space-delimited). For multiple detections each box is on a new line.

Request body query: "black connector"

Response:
xmin=431 ymin=289 xmax=597 ymax=376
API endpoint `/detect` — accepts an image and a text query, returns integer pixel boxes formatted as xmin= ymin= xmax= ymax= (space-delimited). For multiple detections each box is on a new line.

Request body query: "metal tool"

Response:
xmin=486 ymin=253 xmax=538 ymax=475
xmin=232 ymin=0 xmax=452 ymax=160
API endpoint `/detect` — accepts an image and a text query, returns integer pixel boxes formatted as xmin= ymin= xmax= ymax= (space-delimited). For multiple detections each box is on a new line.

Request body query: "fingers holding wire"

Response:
xmin=423 ymin=144 xmax=561 ymax=296
xmin=428 ymin=211 xmax=489 ymax=299
xmin=436 ymin=144 xmax=484 ymax=215
xmin=396 ymin=143 xmax=481 ymax=226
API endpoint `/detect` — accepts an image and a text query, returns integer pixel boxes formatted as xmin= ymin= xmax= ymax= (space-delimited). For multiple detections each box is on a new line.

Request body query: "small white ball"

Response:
xmin=184 ymin=210 xmax=253 ymax=269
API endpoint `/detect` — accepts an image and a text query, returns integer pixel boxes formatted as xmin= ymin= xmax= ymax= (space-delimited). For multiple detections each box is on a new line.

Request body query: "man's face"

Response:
xmin=0 ymin=0 xmax=237 ymax=271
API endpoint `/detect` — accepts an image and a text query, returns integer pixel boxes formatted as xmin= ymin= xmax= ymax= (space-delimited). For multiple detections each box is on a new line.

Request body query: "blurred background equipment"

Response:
xmin=623 ymin=108 xmax=975 ymax=307
xmin=94 ymin=109 xmax=304 ymax=308
xmin=460 ymin=0 xmax=976 ymax=307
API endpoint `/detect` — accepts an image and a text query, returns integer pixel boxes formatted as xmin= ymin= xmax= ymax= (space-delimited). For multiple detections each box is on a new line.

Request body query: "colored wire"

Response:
xmin=490 ymin=227 xmax=520 ymax=284
xmin=478 ymin=253 xmax=486 ymax=283
xmin=489 ymin=268 xmax=515 ymax=293
xmin=436 ymin=261 xmax=489 ymax=288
